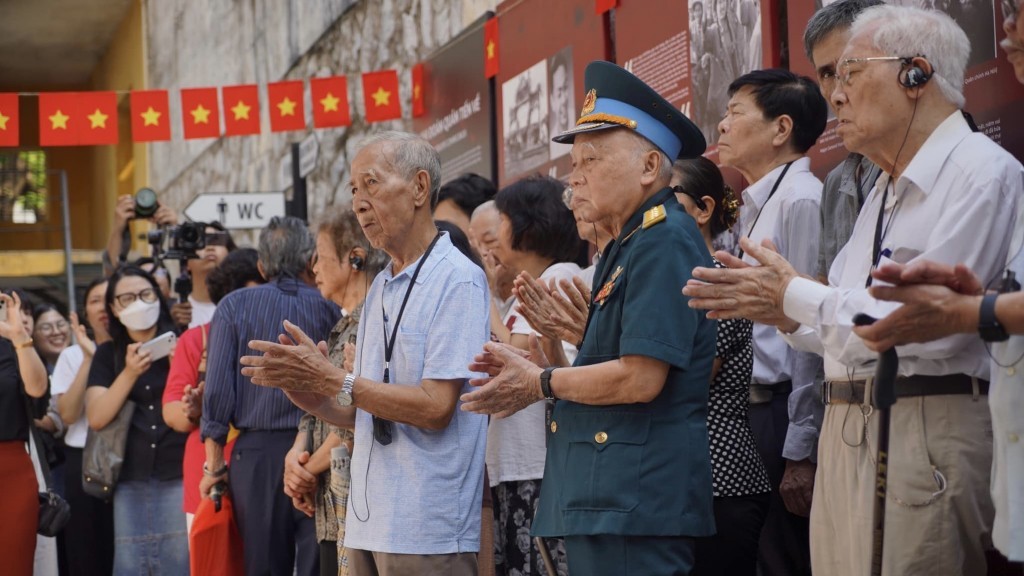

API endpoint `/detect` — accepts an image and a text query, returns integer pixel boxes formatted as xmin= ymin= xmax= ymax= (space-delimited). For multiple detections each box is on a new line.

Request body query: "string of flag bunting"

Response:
xmin=0 ymin=66 xmax=422 ymax=148
xmin=0 ymin=0 xmax=631 ymax=148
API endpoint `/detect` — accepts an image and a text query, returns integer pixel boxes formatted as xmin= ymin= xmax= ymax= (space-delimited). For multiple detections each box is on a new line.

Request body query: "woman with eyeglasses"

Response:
xmin=86 ymin=266 xmax=188 ymax=575
xmin=51 ymin=278 xmax=115 ymax=576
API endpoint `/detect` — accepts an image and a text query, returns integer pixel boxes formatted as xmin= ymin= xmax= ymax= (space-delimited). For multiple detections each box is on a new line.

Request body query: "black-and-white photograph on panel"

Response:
xmin=502 ymin=59 xmax=550 ymax=177
xmin=548 ymin=46 xmax=575 ymax=160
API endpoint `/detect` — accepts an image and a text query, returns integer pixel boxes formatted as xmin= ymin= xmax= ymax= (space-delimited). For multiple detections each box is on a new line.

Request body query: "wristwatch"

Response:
xmin=540 ymin=367 xmax=557 ymax=400
xmin=336 ymin=372 xmax=356 ymax=407
xmin=979 ymin=293 xmax=1009 ymax=342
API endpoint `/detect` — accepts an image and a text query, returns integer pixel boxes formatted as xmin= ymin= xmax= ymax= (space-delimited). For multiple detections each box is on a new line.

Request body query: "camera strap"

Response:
xmin=737 ymin=160 xmax=793 ymax=260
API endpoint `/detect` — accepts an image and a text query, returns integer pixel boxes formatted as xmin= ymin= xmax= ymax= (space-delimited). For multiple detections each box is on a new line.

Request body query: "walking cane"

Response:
xmin=853 ymin=313 xmax=899 ymax=576
xmin=535 ymin=537 xmax=559 ymax=576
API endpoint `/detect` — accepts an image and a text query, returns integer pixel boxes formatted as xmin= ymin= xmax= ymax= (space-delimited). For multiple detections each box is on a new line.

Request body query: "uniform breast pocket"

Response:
xmin=393 ymin=330 xmax=427 ymax=383
xmin=562 ymin=410 xmax=650 ymax=513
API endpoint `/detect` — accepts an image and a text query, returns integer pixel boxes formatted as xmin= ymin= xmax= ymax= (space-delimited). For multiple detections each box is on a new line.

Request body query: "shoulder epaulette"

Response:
xmin=642 ymin=204 xmax=667 ymax=229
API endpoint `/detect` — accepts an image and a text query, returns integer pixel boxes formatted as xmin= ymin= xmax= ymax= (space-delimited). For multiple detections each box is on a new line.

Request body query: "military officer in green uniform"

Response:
xmin=462 ymin=61 xmax=716 ymax=575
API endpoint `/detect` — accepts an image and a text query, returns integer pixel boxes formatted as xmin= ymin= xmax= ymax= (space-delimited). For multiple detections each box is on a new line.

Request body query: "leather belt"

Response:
xmin=822 ymin=374 xmax=989 ymax=405
xmin=749 ymin=380 xmax=793 ymax=405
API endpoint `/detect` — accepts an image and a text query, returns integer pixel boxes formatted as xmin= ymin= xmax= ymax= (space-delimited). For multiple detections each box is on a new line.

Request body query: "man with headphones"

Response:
xmin=684 ymin=5 xmax=1024 ymax=575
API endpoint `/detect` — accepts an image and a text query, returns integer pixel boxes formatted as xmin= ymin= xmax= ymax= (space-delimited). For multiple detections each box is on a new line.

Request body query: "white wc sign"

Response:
xmin=183 ymin=192 xmax=286 ymax=230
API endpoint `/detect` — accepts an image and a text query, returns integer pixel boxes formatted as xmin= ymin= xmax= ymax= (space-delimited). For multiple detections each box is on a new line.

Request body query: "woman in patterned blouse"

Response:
xmin=285 ymin=208 xmax=386 ymax=576
xmin=673 ymin=157 xmax=772 ymax=576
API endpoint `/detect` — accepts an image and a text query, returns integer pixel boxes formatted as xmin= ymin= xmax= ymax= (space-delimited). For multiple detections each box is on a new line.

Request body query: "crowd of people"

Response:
xmin=0 ymin=1 xmax=1023 ymax=575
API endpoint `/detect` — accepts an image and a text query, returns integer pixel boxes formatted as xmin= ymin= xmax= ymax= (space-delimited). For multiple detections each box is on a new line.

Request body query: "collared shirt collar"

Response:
xmin=890 ymin=110 xmax=971 ymax=196
xmin=741 ymin=156 xmax=812 ymax=208
xmin=380 ymin=230 xmax=453 ymax=285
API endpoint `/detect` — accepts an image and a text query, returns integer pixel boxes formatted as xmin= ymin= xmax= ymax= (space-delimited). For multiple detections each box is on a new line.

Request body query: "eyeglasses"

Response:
xmin=36 ymin=321 xmax=69 ymax=335
xmin=562 ymin=186 xmax=574 ymax=210
xmin=1004 ymin=0 xmax=1019 ymax=21
xmin=836 ymin=56 xmax=911 ymax=87
xmin=114 ymin=288 xmax=158 ymax=308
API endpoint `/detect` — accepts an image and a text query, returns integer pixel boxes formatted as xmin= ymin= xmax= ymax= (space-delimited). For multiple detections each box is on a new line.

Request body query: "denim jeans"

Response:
xmin=113 ymin=478 xmax=188 ymax=576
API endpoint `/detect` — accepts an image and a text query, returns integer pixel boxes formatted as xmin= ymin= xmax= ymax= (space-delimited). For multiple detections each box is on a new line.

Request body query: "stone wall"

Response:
xmin=145 ymin=0 xmax=495 ymax=243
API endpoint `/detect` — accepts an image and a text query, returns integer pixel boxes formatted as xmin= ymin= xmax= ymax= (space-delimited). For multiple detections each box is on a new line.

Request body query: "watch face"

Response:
xmin=336 ymin=391 xmax=353 ymax=407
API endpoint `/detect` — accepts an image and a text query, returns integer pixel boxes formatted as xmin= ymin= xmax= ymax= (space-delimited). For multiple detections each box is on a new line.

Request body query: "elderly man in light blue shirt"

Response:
xmin=242 ymin=131 xmax=490 ymax=575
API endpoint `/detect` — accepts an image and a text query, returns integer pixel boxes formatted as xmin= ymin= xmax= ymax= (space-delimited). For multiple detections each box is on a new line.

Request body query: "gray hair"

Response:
xmin=803 ymin=0 xmax=884 ymax=62
xmin=258 ymin=215 xmax=316 ymax=279
xmin=361 ymin=130 xmax=442 ymax=202
xmin=316 ymin=207 xmax=388 ymax=277
xmin=850 ymin=5 xmax=969 ymax=108
xmin=630 ymin=132 xmax=673 ymax=185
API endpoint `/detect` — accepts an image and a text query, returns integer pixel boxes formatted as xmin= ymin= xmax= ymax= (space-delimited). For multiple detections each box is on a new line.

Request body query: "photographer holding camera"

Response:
xmin=104 ymin=190 xmax=236 ymax=329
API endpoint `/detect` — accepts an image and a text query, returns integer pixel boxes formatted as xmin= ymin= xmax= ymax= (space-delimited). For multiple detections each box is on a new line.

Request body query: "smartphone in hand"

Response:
xmin=138 ymin=331 xmax=177 ymax=361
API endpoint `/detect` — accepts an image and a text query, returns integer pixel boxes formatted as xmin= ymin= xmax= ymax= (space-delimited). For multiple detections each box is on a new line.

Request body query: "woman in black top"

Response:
xmin=85 ymin=266 xmax=188 ymax=575
xmin=673 ymin=157 xmax=772 ymax=576
xmin=0 ymin=291 xmax=50 ymax=575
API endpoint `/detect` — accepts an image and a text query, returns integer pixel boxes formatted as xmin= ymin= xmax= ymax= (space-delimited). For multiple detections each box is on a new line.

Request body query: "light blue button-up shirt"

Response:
xmin=343 ymin=232 xmax=490 ymax=555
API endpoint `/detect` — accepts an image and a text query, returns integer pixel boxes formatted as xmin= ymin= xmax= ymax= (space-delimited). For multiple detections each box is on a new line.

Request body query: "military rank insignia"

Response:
xmin=642 ymin=204 xmax=667 ymax=229
xmin=594 ymin=266 xmax=623 ymax=307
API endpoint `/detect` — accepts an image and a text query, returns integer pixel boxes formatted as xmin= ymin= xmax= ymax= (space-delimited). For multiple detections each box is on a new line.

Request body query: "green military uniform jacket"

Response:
xmin=532 ymin=187 xmax=717 ymax=538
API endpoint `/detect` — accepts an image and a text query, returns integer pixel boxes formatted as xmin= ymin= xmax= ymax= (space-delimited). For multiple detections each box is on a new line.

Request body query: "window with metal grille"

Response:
xmin=0 ymin=151 xmax=48 ymax=224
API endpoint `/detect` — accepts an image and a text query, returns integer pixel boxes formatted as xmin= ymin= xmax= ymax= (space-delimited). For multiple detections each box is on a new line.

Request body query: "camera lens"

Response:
xmin=135 ymin=187 xmax=159 ymax=218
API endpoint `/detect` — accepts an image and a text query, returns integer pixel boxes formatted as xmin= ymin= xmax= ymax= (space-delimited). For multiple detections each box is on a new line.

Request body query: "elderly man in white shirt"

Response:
xmin=716 ymin=68 xmax=828 ymax=576
xmin=684 ymin=5 xmax=1024 ymax=575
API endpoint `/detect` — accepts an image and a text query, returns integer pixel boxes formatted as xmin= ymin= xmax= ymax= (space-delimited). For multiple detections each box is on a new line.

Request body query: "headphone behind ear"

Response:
xmin=899 ymin=59 xmax=932 ymax=88
xmin=349 ymin=255 xmax=364 ymax=271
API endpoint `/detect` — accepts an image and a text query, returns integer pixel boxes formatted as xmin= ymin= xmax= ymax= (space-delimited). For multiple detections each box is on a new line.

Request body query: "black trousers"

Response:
xmin=230 ymin=430 xmax=319 ymax=576
xmin=61 ymin=446 xmax=115 ymax=576
xmin=692 ymin=493 xmax=770 ymax=576
xmin=748 ymin=388 xmax=812 ymax=576
xmin=320 ymin=540 xmax=338 ymax=576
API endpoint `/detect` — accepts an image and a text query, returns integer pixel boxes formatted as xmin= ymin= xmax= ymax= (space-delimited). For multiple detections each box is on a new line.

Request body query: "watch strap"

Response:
xmin=979 ymin=293 xmax=1009 ymax=342
xmin=540 ymin=367 xmax=557 ymax=400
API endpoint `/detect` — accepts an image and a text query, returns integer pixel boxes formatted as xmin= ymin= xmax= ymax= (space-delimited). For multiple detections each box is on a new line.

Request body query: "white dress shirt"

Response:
xmin=740 ymin=156 xmax=824 ymax=461
xmin=782 ymin=111 xmax=1024 ymax=382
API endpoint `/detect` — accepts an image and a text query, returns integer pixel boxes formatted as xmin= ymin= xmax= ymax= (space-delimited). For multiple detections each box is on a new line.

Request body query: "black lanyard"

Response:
xmin=381 ymin=231 xmax=442 ymax=384
xmin=737 ymin=161 xmax=794 ymax=260
xmin=866 ymin=180 xmax=894 ymax=288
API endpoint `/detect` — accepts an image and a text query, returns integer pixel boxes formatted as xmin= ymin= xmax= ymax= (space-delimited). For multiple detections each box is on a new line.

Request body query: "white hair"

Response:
xmin=361 ymin=130 xmax=443 ymax=199
xmin=629 ymin=132 xmax=673 ymax=185
xmin=850 ymin=5 xmax=969 ymax=108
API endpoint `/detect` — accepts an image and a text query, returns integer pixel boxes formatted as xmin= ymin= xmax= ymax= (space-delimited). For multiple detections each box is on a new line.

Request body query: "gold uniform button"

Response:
xmin=550 ymin=421 xmax=557 ymax=433
xmin=1009 ymin=433 xmax=1020 ymax=443
xmin=595 ymin=431 xmax=608 ymax=444
xmin=1008 ymin=367 xmax=1017 ymax=376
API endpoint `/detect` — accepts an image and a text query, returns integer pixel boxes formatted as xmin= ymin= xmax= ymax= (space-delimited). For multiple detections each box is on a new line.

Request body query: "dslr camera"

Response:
xmin=134 ymin=187 xmax=160 ymax=219
xmin=146 ymin=221 xmax=207 ymax=261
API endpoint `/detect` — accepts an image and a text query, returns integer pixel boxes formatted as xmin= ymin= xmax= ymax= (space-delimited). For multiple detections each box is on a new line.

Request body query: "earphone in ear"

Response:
xmin=349 ymin=255 xmax=365 ymax=271
xmin=899 ymin=60 xmax=932 ymax=88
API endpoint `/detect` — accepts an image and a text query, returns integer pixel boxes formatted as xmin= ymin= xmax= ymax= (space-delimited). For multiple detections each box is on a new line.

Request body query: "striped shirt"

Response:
xmin=201 ymin=276 xmax=341 ymax=444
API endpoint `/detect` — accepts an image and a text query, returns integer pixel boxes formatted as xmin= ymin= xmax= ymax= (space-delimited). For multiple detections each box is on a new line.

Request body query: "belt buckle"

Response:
xmin=822 ymin=380 xmax=833 ymax=405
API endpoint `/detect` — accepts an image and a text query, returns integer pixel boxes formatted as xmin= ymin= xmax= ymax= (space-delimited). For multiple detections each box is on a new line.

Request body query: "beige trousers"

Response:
xmin=347 ymin=548 xmax=478 ymax=576
xmin=811 ymin=394 xmax=995 ymax=576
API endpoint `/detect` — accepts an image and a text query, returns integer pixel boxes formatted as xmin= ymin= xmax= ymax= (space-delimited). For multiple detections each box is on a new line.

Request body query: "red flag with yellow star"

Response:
xmin=310 ymin=76 xmax=351 ymax=128
xmin=130 ymin=90 xmax=170 ymax=142
xmin=38 ymin=92 xmax=79 ymax=146
xmin=222 ymin=84 xmax=261 ymax=136
xmin=411 ymin=63 xmax=426 ymax=118
xmin=78 ymin=91 xmax=118 ymax=146
xmin=268 ymin=81 xmax=306 ymax=132
xmin=484 ymin=18 xmax=499 ymax=79
xmin=0 ymin=93 xmax=18 ymax=147
xmin=181 ymin=88 xmax=221 ymax=139
xmin=595 ymin=0 xmax=617 ymax=14
xmin=361 ymin=70 xmax=401 ymax=123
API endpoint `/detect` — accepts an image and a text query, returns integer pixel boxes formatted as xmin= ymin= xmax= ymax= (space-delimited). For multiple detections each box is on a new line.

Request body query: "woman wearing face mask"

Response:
xmin=86 ymin=266 xmax=188 ymax=575
xmin=51 ymin=278 xmax=115 ymax=576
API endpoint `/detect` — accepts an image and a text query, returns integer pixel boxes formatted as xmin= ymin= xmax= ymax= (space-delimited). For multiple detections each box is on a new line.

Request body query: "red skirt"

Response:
xmin=0 ymin=440 xmax=38 ymax=576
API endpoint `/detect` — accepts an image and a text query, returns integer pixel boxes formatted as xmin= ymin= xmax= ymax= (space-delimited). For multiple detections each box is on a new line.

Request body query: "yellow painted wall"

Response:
xmin=89 ymin=0 xmax=147 ymax=250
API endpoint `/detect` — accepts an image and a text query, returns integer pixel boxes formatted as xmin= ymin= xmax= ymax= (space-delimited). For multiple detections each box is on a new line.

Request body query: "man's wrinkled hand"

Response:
xmin=780 ymin=458 xmax=816 ymax=517
xmin=283 ymin=449 xmax=318 ymax=497
xmin=462 ymin=341 xmax=544 ymax=418
xmin=240 ymin=320 xmax=339 ymax=395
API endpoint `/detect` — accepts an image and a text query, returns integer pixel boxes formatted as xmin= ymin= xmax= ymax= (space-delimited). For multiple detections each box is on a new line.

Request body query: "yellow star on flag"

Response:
xmin=277 ymin=97 xmax=297 ymax=117
xmin=88 ymin=108 xmax=109 ymax=129
xmin=371 ymin=87 xmax=391 ymax=107
xmin=487 ymin=40 xmax=496 ymax=60
xmin=50 ymin=109 xmax=70 ymax=130
xmin=140 ymin=106 xmax=161 ymax=127
xmin=231 ymin=100 xmax=251 ymax=121
xmin=320 ymin=92 xmax=340 ymax=113
xmin=0 ymin=110 xmax=9 ymax=131
xmin=414 ymin=84 xmax=422 ymax=101
xmin=191 ymin=104 xmax=211 ymax=125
